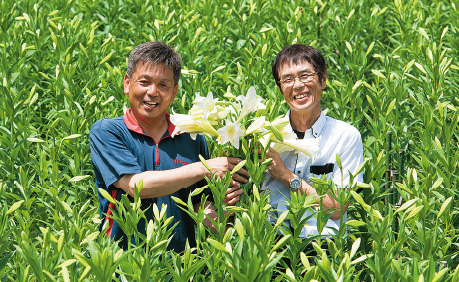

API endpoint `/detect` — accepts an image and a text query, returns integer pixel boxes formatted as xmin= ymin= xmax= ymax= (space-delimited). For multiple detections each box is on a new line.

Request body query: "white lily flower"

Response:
xmin=259 ymin=117 xmax=320 ymax=159
xmin=189 ymin=104 xmax=204 ymax=117
xmin=217 ymin=119 xmax=245 ymax=149
xmin=268 ymin=116 xmax=290 ymax=130
xmin=245 ymin=116 xmax=267 ymax=135
xmin=170 ymin=110 xmax=219 ymax=138
xmin=170 ymin=112 xmax=198 ymax=137
xmin=196 ymin=116 xmax=220 ymax=137
xmin=237 ymin=86 xmax=266 ymax=121
xmin=273 ymin=138 xmax=320 ymax=158
xmin=196 ymin=91 xmax=219 ymax=119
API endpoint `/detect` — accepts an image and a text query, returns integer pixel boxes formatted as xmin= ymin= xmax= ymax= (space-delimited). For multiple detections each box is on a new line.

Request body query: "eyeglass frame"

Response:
xmin=278 ymin=72 xmax=320 ymax=87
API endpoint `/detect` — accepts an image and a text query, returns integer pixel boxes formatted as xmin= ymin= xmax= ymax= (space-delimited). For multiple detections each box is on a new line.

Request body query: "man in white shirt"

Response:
xmin=264 ymin=44 xmax=364 ymax=238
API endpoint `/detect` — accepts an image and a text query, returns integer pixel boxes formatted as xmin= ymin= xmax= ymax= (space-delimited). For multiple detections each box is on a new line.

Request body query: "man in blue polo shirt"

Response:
xmin=90 ymin=41 xmax=247 ymax=252
xmin=264 ymin=44 xmax=364 ymax=239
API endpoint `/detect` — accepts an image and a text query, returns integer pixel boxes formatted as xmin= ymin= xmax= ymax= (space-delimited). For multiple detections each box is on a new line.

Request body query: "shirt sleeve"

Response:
xmin=333 ymin=129 xmax=364 ymax=188
xmin=90 ymin=119 xmax=143 ymax=189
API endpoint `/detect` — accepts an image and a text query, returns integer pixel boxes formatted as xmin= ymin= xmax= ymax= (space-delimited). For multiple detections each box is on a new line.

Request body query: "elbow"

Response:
xmin=127 ymin=178 xmax=149 ymax=199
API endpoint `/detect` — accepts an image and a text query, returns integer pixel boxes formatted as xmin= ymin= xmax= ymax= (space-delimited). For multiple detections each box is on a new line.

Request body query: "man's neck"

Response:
xmin=131 ymin=112 xmax=169 ymax=142
xmin=290 ymin=108 xmax=321 ymax=132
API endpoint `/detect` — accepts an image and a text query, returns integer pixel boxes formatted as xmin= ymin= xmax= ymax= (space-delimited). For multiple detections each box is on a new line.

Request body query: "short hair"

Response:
xmin=272 ymin=44 xmax=327 ymax=89
xmin=127 ymin=41 xmax=182 ymax=85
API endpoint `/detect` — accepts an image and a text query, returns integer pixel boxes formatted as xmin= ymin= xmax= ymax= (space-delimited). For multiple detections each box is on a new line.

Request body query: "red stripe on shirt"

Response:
xmin=105 ymin=190 xmax=119 ymax=237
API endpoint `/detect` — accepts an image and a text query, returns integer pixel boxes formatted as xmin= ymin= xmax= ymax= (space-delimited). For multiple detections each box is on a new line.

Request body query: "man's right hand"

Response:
xmin=205 ymin=157 xmax=249 ymax=184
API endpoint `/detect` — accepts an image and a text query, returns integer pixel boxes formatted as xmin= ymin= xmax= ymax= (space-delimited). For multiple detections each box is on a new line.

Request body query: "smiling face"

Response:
xmin=124 ymin=62 xmax=178 ymax=129
xmin=278 ymin=60 xmax=326 ymax=119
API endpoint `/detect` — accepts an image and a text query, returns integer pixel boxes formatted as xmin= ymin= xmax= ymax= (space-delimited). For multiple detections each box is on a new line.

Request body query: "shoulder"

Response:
xmin=90 ymin=117 xmax=125 ymax=135
xmin=324 ymin=115 xmax=361 ymax=138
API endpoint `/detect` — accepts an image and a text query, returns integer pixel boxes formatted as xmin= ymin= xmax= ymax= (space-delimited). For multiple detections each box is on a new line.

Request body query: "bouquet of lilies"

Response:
xmin=170 ymin=86 xmax=320 ymax=159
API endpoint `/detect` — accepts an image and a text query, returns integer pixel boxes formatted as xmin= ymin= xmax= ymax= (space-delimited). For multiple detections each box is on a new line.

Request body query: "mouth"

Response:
xmin=294 ymin=93 xmax=310 ymax=100
xmin=144 ymin=101 xmax=158 ymax=108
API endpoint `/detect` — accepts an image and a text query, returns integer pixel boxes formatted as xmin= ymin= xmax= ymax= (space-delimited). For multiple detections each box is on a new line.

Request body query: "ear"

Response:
xmin=321 ymin=71 xmax=327 ymax=89
xmin=172 ymin=83 xmax=179 ymax=99
xmin=123 ymin=74 xmax=130 ymax=95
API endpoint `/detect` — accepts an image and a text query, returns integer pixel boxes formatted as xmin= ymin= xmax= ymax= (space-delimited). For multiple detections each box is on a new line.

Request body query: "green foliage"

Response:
xmin=1 ymin=0 xmax=458 ymax=280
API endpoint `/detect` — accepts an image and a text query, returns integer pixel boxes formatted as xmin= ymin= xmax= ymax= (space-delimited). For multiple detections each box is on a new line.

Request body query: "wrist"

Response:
xmin=193 ymin=162 xmax=209 ymax=180
xmin=289 ymin=175 xmax=302 ymax=191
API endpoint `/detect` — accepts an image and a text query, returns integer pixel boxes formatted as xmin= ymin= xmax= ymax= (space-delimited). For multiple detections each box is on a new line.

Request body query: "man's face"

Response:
xmin=124 ymin=62 xmax=178 ymax=125
xmin=278 ymin=60 xmax=326 ymax=115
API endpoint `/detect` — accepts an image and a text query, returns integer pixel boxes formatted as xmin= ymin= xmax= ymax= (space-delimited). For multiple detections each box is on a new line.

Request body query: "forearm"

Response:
xmin=115 ymin=162 xmax=208 ymax=198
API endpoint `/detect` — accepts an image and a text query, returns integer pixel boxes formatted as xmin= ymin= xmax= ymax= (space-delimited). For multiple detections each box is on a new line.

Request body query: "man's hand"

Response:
xmin=265 ymin=148 xmax=289 ymax=182
xmin=205 ymin=157 xmax=249 ymax=184
xmin=224 ymin=184 xmax=243 ymax=206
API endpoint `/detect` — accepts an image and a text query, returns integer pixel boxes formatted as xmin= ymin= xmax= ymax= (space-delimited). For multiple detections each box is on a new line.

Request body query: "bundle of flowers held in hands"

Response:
xmin=170 ymin=86 xmax=319 ymax=159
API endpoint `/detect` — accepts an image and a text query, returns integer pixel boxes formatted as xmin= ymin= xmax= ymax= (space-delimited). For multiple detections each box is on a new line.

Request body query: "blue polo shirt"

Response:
xmin=90 ymin=109 xmax=209 ymax=252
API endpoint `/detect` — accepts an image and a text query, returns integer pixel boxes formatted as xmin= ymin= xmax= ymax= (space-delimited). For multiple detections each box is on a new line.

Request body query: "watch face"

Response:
xmin=290 ymin=177 xmax=301 ymax=190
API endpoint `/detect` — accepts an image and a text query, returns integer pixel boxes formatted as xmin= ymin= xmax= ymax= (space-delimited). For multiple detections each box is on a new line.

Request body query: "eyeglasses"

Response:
xmin=279 ymin=72 xmax=319 ymax=87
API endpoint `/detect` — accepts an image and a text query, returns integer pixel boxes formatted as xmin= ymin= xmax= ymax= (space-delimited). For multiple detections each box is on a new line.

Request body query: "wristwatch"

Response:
xmin=289 ymin=175 xmax=302 ymax=190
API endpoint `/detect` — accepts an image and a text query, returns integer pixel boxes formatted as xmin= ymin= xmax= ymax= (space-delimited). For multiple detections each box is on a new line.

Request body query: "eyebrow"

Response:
xmin=137 ymin=74 xmax=173 ymax=82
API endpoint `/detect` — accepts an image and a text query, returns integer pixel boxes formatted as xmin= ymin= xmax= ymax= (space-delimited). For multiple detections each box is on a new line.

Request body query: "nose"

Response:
xmin=147 ymin=83 xmax=160 ymax=96
xmin=293 ymin=77 xmax=305 ymax=88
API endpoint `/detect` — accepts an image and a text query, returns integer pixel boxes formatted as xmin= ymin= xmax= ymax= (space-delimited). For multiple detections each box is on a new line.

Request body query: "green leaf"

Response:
xmin=62 ymin=134 xmax=82 ymax=141
xmin=437 ymin=197 xmax=452 ymax=219
xmin=234 ymin=218 xmax=244 ymax=240
xmin=405 ymin=205 xmax=423 ymax=220
xmin=171 ymin=196 xmax=187 ymax=207
xmin=345 ymin=220 xmax=366 ymax=227
xmin=268 ymin=125 xmax=283 ymax=142
xmin=386 ymin=98 xmax=396 ymax=116
xmin=99 ymin=51 xmax=114 ymax=65
xmin=300 ymin=252 xmax=312 ymax=270
xmin=69 ymin=175 xmax=91 ymax=182
xmin=0 ymin=253 xmax=13 ymax=272
xmin=351 ymin=254 xmax=373 ymax=265
xmin=211 ymin=65 xmax=225 ymax=74
xmin=371 ymin=69 xmax=386 ymax=79
xmin=98 ymin=188 xmax=116 ymax=204
xmin=274 ymin=210 xmax=289 ymax=228
xmin=418 ymin=27 xmax=429 ymax=40
xmin=272 ymin=235 xmax=291 ymax=252
xmin=350 ymin=238 xmax=360 ymax=259
xmin=6 ymin=200 xmax=24 ymax=215
xmin=415 ymin=62 xmax=427 ymax=74
xmin=190 ymin=186 xmax=206 ymax=197
xmin=206 ymin=238 xmax=229 ymax=253
xmin=27 ymin=137 xmax=45 ymax=143
xmin=335 ymin=153 xmax=342 ymax=170
xmin=396 ymin=198 xmax=418 ymax=213
xmin=231 ymin=160 xmax=246 ymax=175
xmin=199 ymin=155 xmax=211 ymax=172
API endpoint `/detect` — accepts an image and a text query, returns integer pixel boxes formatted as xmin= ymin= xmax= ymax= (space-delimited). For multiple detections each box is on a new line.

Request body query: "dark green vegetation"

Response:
xmin=0 ymin=0 xmax=458 ymax=280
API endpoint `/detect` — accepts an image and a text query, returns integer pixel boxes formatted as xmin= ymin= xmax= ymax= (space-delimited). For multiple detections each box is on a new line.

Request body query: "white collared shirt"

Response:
xmin=264 ymin=111 xmax=364 ymax=238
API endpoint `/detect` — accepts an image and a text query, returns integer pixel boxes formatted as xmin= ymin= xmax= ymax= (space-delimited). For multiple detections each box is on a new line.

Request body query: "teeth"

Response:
xmin=295 ymin=93 xmax=309 ymax=99
xmin=145 ymin=101 xmax=157 ymax=106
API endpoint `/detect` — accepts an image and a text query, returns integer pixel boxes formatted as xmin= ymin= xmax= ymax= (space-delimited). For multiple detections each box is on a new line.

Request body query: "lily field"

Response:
xmin=0 ymin=0 xmax=458 ymax=281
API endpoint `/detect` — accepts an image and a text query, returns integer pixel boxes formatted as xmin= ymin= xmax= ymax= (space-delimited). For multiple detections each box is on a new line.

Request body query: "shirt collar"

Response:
xmin=286 ymin=110 xmax=326 ymax=139
xmin=123 ymin=108 xmax=177 ymax=138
